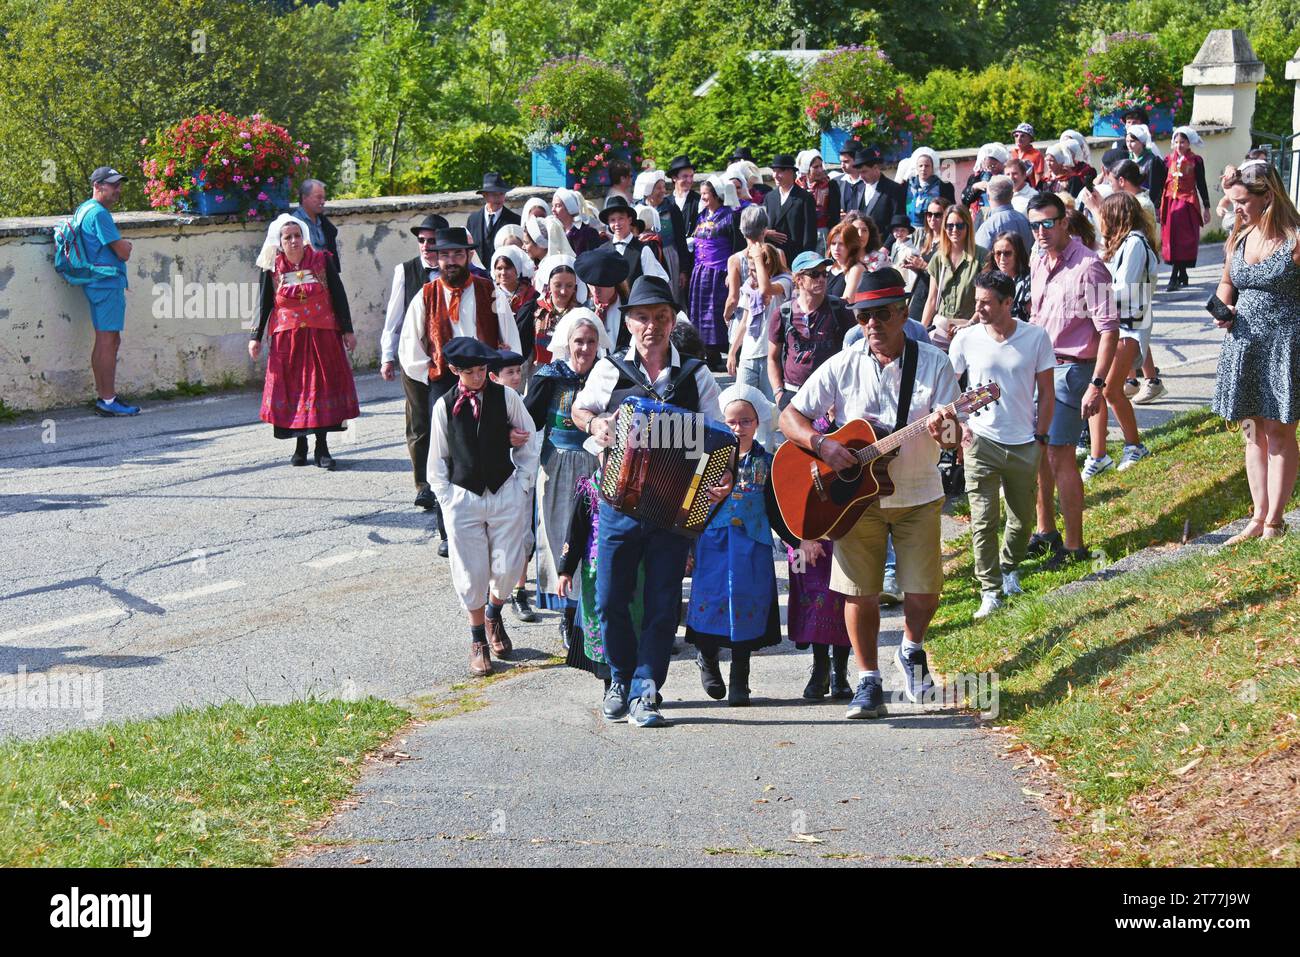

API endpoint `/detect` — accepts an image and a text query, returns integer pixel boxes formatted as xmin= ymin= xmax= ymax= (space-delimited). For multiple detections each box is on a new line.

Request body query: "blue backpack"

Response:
xmin=53 ymin=201 xmax=120 ymax=286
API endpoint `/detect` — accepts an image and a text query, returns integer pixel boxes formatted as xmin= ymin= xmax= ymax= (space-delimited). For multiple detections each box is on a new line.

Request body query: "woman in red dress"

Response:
xmin=1160 ymin=126 xmax=1212 ymax=291
xmin=248 ymin=214 xmax=359 ymax=469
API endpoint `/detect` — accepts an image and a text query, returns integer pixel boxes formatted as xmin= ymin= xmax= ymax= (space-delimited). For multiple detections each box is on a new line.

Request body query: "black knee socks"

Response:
xmin=295 ymin=436 xmax=308 ymax=456
xmin=812 ymin=643 xmax=830 ymax=664
xmin=314 ymin=430 xmax=329 ymax=455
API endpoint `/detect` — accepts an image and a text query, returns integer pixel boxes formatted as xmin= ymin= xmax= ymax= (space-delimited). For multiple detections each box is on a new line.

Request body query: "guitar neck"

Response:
xmin=856 ymin=402 xmax=955 ymax=462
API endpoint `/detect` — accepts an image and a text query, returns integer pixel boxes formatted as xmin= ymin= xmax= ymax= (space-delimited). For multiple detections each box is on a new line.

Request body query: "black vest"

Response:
xmin=605 ymin=354 xmax=703 ymax=413
xmin=402 ymin=256 xmax=437 ymax=315
xmin=442 ymin=380 xmax=515 ymax=495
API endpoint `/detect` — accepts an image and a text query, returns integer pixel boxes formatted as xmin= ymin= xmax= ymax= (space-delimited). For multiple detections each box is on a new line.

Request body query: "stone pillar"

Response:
xmin=1182 ymin=29 xmax=1265 ymax=231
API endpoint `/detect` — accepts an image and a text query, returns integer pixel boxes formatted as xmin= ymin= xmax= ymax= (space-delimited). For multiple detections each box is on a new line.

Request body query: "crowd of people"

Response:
xmin=71 ymin=112 xmax=1300 ymax=727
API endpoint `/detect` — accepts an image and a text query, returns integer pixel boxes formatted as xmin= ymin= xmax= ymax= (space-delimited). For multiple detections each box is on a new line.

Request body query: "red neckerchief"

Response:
xmin=453 ymin=384 xmax=481 ymax=419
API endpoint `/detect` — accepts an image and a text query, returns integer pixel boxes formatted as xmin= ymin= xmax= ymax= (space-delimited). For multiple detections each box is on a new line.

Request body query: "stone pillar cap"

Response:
xmin=1183 ymin=28 xmax=1265 ymax=86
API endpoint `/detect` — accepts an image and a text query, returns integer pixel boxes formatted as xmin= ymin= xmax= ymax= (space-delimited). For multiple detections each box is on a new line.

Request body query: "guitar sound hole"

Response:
xmin=829 ymin=464 xmax=862 ymax=505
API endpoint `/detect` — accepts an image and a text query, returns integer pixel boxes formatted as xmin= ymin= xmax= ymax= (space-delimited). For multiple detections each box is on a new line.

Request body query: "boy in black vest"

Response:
xmin=429 ymin=338 xmax=540 ymax=676
xmin=491 ymin=348 xmax=540 ymax=623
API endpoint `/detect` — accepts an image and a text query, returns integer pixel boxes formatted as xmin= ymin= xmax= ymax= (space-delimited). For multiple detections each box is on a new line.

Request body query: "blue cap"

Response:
xmin=791 ymin=251 xmax=833 ymax=275
xmin=492 ymin=348 xmax=524 ymax=369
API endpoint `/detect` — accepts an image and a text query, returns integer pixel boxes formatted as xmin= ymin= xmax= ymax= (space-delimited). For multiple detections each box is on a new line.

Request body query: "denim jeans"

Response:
xmin=595 ymin=501 xmax=693 ymax=700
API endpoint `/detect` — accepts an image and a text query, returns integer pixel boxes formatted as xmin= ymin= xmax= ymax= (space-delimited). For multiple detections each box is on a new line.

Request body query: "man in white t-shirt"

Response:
xmin=948 ymin=271 xmax=1056 ymax=619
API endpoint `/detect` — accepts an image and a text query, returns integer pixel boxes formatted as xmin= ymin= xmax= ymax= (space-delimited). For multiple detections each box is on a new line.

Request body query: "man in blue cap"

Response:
xmin=428 ymin=336 xmax=539 ymax=676
xmin=571 ymin=276 xmax=732 ymax=727
xmin=78 ymin=166 xmax=139 ymax=416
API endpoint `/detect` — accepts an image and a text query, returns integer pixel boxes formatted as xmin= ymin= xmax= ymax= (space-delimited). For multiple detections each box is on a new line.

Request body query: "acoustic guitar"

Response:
xmin=771 ymin=383 xmax=1002 ymax=541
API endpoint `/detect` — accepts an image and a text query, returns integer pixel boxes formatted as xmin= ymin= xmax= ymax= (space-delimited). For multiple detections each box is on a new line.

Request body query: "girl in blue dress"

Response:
xmin=685 ymin=384 xmax=783 ymax=705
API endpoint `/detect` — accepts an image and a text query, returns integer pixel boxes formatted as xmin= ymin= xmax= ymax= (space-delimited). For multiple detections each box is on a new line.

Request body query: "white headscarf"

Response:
xmin=256 ymin=213 xmax=314 ymax=271
xmin=523 ymin=213 xmax=550 ymax=248
xmin=635 ymin=204 xmax=660 ymax=232
xmin=1060 ymin=130 xmax=1091 ymax=164
xmin=632 ymin=170 xmax=667 ymax=201
xmin=491 ymin=245 xmax=534 ymax=281
xmin=1125 ymin=124 xmax=1162 ymax=159
xmin=724 ymin=161 xmax=752 ymax=192
xmin=910 ymin=147 xmax=940 ymax=180
xmin=1172 ymin=125 xmax=1203 ymax=147
xmin=548 ymin=306 xmax=612 ymax=363
xmin=707 ymin=174 xmax=741 ymax=209
xmin=494 ymin=223 xmax=526 ymax=249
xmin=522 ymin=196 xmax=549 ymax=219
xmin=552 ymin=188 xmax=583 ymax=216
xmin=796 ymin=149 xmax=822 ymax=177
xmin=895 ymin=156 xmax=915 ymax=182
xmin=534 ymin=254 xmax=589 ymax=302
xmin=718 ymin=383 xmax=775 ymax=432
xmin=975 ymin=143 xmax=1010 ymax=170
xmin=1046 ymin=142 xmax=1073 ymax=166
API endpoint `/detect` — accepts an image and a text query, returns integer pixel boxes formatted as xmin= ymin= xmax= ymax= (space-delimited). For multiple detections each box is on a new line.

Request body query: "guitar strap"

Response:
xmin=893 ymin=338 xmax=919 ymax=434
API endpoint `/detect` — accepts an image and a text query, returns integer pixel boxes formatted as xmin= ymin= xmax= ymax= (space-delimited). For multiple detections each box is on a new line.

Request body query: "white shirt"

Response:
xmin=861 ymin=178 xmax=879 ymax=209
xmin=574 ymin=344 xmax=723 ymax=422
xmin=397 ymin=279 xmax=522 ymax=383
xmin=1010 ymin=183 xmax=1038 ymax=214
xmin=380 ymin=259 xmax=438 ymax=364
xmin=731 ymin=271 xmax=792 ymax=361
xmin=1106 ymin=231 xmax=1159 ymax=331
xmin=597 ymin=301 xmax=623 ymax=344
xmin=791 ymin=339 xmax=959 ymax=507
xmin=948 ymin=321 xmax=1055 ymax=445
xmin=428 ymin=383 xmax=539 ymax=506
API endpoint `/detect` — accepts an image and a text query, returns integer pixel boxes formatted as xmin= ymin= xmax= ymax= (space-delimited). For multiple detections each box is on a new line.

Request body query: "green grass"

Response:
xmin=0 ymin=697 xmax=408 ymax=867
xmin=143 ymin=379 xmax=212 ymax=401
xmin=929 ymin=407 xmax=1300 ymax=866
xmin=0 ymin=398 xmax=20 ymax=423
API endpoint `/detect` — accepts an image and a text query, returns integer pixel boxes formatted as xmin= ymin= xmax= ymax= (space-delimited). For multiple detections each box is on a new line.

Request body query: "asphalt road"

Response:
xmin=0 ymin=247 xmax=1225 ymax=864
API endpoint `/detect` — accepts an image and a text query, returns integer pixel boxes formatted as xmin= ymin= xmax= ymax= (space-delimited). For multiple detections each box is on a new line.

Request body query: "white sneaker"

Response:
xmin=1082 ymin=454 xmax=1113 ymax=481
xmin=1117 ymin=443 xmax=1151 ymax=471
xmin=1122 ymin=378 xmax=1141 ymax=398
xmin=1001 ymin=569 xmax=1023 ymax=596
xmin=974 ymin=591 xmax=1003 ymax=620
xmin=1132 ymin=379 xmax=1168 ymax=405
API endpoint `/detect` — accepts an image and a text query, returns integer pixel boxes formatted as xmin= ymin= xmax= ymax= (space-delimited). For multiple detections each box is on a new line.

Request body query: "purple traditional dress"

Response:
xmin=688 ymin=205 xmax=737 ymax=347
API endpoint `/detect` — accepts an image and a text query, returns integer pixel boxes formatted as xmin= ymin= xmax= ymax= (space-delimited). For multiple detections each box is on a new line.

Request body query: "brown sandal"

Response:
xmin=1224 ymin=519 xmax=1265 ymax=545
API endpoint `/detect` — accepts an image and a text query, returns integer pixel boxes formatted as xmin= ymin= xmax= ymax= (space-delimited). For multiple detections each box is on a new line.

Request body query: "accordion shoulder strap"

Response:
xmin=606 ymin=353 xmax=705 ymax=404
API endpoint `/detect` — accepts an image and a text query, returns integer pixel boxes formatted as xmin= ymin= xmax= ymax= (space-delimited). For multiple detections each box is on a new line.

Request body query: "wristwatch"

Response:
xmin=1034 ymin=433 xmax=1049 ymax=445
xmin=1090 ymin=377 xmax=1106 ymax=389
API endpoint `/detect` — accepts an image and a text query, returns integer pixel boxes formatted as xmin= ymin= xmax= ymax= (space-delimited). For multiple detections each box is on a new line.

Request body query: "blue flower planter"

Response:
xmin=821 ymin=129 xmax=913 ymax=166
xmin=531 ymin=145 xmax=632 ymax=189
xmin=1092 ymin=107 xmax=1175 ymax=138
xmin=181 ymin=174 xmax=290 ymax=216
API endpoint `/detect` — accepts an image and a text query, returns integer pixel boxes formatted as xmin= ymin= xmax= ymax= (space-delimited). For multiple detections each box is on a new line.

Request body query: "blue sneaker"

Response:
xmin=94 ymin=398 xmax=140 ymax=417
xmin=895 ymin=644 xmax=934 ymax=703
xmin=602 ymin=682 xmax=629 ymax=721
xmin=845 ymin=675 xmax=886 ymax=719
xmin=627 ymin=689 xmax=668 ymax=728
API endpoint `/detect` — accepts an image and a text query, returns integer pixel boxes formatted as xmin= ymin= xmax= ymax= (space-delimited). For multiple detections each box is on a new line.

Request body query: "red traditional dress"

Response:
xmin=1160 ymin=150 xmax=1210 ymax=267
xmin=256 ymin=247 xmax=359 ymax=437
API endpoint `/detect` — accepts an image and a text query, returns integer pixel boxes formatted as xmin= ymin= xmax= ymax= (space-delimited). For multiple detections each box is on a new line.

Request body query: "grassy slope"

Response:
xmin=929 ymin=408 xmax=1300 ymax=865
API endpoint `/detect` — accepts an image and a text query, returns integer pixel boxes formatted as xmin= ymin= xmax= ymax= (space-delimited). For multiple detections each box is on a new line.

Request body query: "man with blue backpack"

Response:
xmin=65 ymin=166 xmax=139 ymax=416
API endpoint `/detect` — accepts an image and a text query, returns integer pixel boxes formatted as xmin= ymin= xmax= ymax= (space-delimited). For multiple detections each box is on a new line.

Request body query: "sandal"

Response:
xmin=1262 ymin=522 xmax=1290 ymax=539
xmin=1224 ymin=519 xmax=1265 ymax=545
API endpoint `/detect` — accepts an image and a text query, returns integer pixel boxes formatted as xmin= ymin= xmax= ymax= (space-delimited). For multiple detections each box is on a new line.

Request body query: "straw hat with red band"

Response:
xmin=847 ymin=267 xmax=912 ymax=310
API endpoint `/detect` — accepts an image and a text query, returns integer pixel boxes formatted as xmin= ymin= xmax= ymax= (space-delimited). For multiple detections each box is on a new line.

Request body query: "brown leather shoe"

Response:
xmin=484 ymin=615 xmax=513 ymax=659
xmin=469 ymin=641 xmax=492 ymax=676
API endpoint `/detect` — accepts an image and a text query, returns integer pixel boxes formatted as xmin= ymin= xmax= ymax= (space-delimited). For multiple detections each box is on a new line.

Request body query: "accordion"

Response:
xmin=598 ymin=396 xmax=738 ymax=537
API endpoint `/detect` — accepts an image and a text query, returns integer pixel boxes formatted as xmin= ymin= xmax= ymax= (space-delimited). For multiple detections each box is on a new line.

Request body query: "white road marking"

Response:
xmin=304 ymin=549 xmax=378 ymax=570
xmin=153 ymin=580 xmax=245 ymax=604
xmin=0 ymin=607 xmax=127 ymax=641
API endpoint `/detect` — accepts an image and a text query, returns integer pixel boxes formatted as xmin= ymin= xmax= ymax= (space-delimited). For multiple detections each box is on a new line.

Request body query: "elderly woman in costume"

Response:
xmin=515 ymin=219 xmax=589 ymax=367
xmin=525 ymin=307 xmax=611 ymax=648
xmin=686 ymin=384 xmax=783 ymax=706
xmin=905 ymin=147 xmax=955 ymax=229
xmin=689 ymin=175 xmax=741 ymax=369
xmin=249 ymin=213 xmax=358 ymax=470
xmin=960 ymin=142 xmax=1009 ymax=224
xmin=1160 ymin=126 xmax=1211 ymax=291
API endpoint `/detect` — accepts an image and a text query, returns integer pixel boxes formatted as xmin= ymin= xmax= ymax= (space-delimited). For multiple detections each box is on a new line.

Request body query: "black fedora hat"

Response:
xmin=575 ymin=246 xmax=630 ymax=287
xmin=770 ymin=153 xmax=797 ymax=170
xmin=888 ymin=213 xmax=913 ymax=230
xmin=624 ymin=275 xmax=676 ymax=310
xmin=730 ymin=147 xmax=754 ymax=162
xmin=848 ymin=267 xmax=912 ymax=310
xmin=666 ymin=154 xmax=694 ymax=176
xmin=598 ymin=195 xmax=637 ymax=225
xmin=442 ymin=336 xmax=500 ymax=368
xmin=430 ymin=226 xmax=475 ymax=251
xmin=853 ymin=147 xmax=884 ymax=167
xmin=476 ymin=171 xmax=511 ymax=194
xmin=409 ymin=213 xmax=450 ymax=237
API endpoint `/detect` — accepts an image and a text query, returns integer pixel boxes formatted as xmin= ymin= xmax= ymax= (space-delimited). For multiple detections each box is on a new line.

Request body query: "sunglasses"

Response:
xmin=1029 ymin=219 xmax=1058 ymax=231
xmin=945 ymin=222 xmax=967 ymax=231
xmin=417 ymin=237 xmax=438 ymax=245
xmin=925 ymin=211 xmax=943 ymax=219
xmin=801 ymin=269 xmax=829 ymax=279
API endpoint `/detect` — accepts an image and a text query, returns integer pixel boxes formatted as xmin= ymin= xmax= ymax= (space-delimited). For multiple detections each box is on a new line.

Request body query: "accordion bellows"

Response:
xmin=598 ymin=397 xmax=738 ymax=537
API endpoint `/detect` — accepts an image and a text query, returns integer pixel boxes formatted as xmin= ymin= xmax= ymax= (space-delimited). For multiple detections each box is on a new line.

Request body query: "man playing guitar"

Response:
xmin=778 ymin=268 xmax=961 ymax=719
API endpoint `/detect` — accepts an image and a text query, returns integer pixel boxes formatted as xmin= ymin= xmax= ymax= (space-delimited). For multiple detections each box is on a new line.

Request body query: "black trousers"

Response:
xmin=400 ymin=370 xmax=431 ymax=488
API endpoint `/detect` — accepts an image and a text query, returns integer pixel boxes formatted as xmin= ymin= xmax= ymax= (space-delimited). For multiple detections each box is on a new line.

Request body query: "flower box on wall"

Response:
xmin=1093 ymin=107 xmax=1175 ymax=137
xmin=821 ymin=129 xmax=914 ymax=166
xmin=530 ymin=146 xmax=632 ymax=189
xmin=180 ymin=176 xmax=290 ymax=217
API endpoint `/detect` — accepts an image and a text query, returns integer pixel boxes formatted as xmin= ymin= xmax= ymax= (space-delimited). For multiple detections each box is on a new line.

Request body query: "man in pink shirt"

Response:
xmin=1025 ymin=192 xmax=1118 ymax=568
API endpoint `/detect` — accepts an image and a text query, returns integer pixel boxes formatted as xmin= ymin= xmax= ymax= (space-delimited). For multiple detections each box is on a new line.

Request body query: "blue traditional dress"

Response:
xmin=684 ymin=443 xmax=782 ymax=652
xmin=524 ymin=360 xmax=597 ymax=610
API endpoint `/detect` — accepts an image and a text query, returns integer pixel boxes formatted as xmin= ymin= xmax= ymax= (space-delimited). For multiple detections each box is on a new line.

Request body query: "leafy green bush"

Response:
xmin=644 ymin=50 xmax=810 ymax=172
xmin=1079 ymin=31 xmax=1184 ymax=115
xmin=518 ymin=56 xmax=643 ymax=180
xmin=802 ymin=45 xmax=934 ymax=140
xmin=412 ymin=123 xmax=529 ymax=194
xmin=907 ymin=64 xmax=1092 ymax=152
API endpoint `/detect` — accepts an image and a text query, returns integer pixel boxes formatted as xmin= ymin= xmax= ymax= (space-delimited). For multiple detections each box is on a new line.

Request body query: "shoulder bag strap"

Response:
xmin=894 ymin=338 xmax=919 ymax=435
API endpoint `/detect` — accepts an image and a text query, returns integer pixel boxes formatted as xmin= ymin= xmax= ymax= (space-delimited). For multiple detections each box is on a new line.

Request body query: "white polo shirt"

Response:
xmin=791 ymin=338 xmax=959 ymax=508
